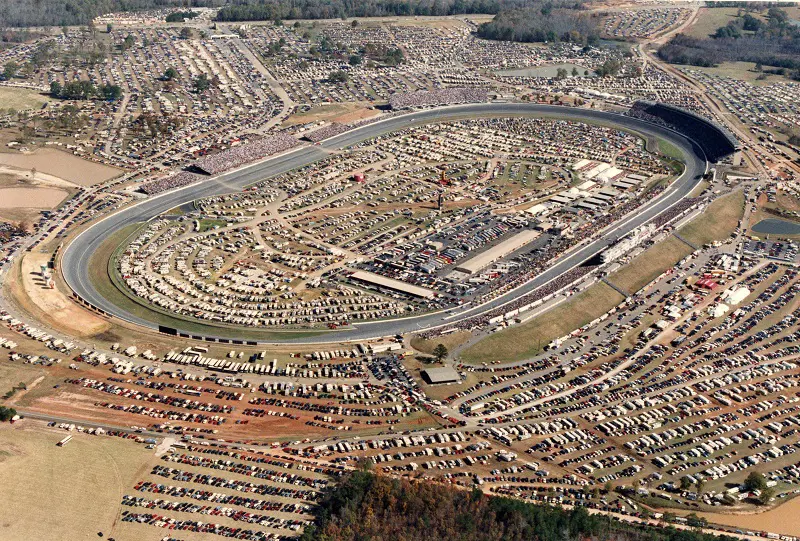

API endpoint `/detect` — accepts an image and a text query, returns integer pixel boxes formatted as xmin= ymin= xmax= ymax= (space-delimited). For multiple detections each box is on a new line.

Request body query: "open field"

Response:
xmin=609 ymin=236 xmax=693 ymax=295
xmin=0 ymin=355 xmax=45 ymax=401
xmin=0 ymin=170 xmax=78 ymax=226
xmin=11 ymin=250 xmax=110 ymax=337
xmin=675 ymin=61 xmax=798 ymax=85
xmin=0 ymin=423 xmax=154 ymax=541
xmin=0 ymin=86 xmax=50 ymax=111
xmin=657 ymin=138 xmax=686 ymax=161
xmin=284 ymin=102 xmax=380 ymax=127
xmin=197 ymin=218 xmax=228 ymax=232
xmin=682 ymin=7 xmax=742 ymax=39
xmin=284 ymin=103 xmax=352 ymax=126
xmin=679 ymin=191 xmax=745 ymax=247
xmin=0 ymin=149 xmax=121 ymax=186
xmin=410 ymin=331 xmax=472 ymax=356
xmin=695 ymin=496 xmax=800 ymax=537
xmin=460 ymin=282 xmax=624 ymax=364
xmin=0 ymin=187 xmax=68 ymax=209
xmin=774 ymin=190 xmax=800 ymax=214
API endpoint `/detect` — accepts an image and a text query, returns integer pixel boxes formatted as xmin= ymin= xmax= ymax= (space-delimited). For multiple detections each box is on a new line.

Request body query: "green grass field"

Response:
xmin=198 ymin=218 xmax=227 ymax=232
xmin=683 ymin=7 xmax=742 ymax=39
xmin=657 ymin=138 xmax=685 ymax=161
xmin=678 ymin=61 xmax=798 ymax=86
xmin=460 ymin=283 xmax=624 ymax=364
xmin=410 ymin=331 xmax=471 ymax=356
xmin=0 ymin=359 xmax=45 ymax=402
xmin=679 ymin=191 xmax=744 ymax=247
xmin=609 ymin=237 xmax=693 ymax=295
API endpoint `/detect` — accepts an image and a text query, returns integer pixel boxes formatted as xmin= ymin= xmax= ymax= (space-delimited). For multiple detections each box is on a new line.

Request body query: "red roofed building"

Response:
xmin=696 ymin=278 xmax=718 ymax=290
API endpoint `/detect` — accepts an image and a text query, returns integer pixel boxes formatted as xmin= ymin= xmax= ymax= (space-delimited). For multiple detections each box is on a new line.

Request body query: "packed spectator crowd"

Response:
xmin=140 ymin=171 xmax=204 ymax=195
xmin=192 ymin=134 xmax=301 ymax=176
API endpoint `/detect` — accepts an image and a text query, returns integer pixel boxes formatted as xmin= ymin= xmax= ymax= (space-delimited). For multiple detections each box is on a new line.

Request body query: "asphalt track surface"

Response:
xmin=61 ymin=103 xmax=708 ymax=344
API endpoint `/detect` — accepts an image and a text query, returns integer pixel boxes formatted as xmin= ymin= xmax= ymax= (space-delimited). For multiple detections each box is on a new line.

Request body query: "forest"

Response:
xmin=0 ymin=0 xmax=222 ymax=28
xmin=0 ymin=0 xmax=551 ymax=27
xmin=476 ymin=3 xmax=599 ymax=45
xmin=658 ymin=6 xmax=800 ymax=73
xmin=215 ymin=0 xmax=516 ymax=22
xmin=0 ymin=0 xmax=594 ymax=30
xmin=300 ymin=471 xmax=740 ymax=541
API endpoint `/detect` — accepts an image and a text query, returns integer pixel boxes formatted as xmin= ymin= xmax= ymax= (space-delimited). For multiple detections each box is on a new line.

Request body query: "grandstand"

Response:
xmin=629 ymin=101 xmax=741 ymax=164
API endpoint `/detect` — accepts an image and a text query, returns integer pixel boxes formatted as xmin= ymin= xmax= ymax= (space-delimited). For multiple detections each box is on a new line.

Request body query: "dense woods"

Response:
xmin=658 ymin=6 xmax=800 ymax=74
xmin=476 ymin=3 xmax=599 ymax=45
xmin=0 ymin=0 xmax=222 ymax=28
xmin=0 ymin=0 xmax=544 ymax=27
xmin=300 ymin=471 xmax=739 ymax=541
xmin=0 ymin=0 xmax=595 ymax=31
xmin=215 ymin=0 xmax=512 ymax=22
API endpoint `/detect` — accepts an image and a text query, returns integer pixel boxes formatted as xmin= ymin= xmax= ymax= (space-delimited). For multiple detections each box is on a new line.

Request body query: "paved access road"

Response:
xmin=61 ymin=103 xmax=707 ymax=344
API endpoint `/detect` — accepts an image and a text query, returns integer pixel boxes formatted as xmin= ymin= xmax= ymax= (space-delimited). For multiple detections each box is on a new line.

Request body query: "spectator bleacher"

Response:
xmin=629 ymin=101 xmax=740 ymax=163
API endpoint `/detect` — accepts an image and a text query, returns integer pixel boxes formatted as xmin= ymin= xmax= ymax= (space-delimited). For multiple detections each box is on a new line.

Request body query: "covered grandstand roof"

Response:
xmin=350 ymin=270 xmax=436 ymax=299
xmin=631 ymin=101 xmax=740 ymax=162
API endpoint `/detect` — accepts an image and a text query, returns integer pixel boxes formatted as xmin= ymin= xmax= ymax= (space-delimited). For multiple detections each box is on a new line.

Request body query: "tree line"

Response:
xmin=0 ymin=0 xmax=222 ymax=28
xmin=215 ymin=0 xmax=515 ymax=22
xmin=300 ymin=470 xmax=741 ymax=541
xmin=0 ymin=0 xmax=574 ymax=29
xmin=165 ymin=10 xmax=200 ymax=22
xmin=476 ymin=2 xmax=599 ymax=45
xmin=658 ymin=6 xmax=800 ymax=75
xmin=49 ymin=79 xmax=123 ymax=100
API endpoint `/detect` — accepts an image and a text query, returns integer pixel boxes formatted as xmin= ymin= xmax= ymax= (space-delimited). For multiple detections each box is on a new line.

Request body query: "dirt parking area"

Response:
xmin=0 ymin=171 xmax=75 ymax=226
xmin=0 ymin=148 xmax=121 ymax=186
xmin=8 ymin=251 xmax=110 ymax=338
xmin=285 ymin=102 xmax=380 ymax=127
xmin=0 ymin=187 xmax=68 ymax=209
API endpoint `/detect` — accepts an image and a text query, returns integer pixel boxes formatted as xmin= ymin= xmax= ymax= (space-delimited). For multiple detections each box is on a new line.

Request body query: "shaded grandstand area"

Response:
xmin=302 ymin=122 xmax=353 ymax=142
xmin=629 ymin=101 xmax=740 ymax=163
xmin=582 ymin=253 xmax=606 ymax=267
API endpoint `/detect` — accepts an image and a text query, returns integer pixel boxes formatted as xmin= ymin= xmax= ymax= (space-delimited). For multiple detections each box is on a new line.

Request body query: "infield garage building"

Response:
xmin=421 ymin=366 xmax=461 ymax=385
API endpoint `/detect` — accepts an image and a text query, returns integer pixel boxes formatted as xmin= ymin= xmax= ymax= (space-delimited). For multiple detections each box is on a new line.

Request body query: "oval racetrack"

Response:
xmin=61 ymin=103 xmax=708 ymax=344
